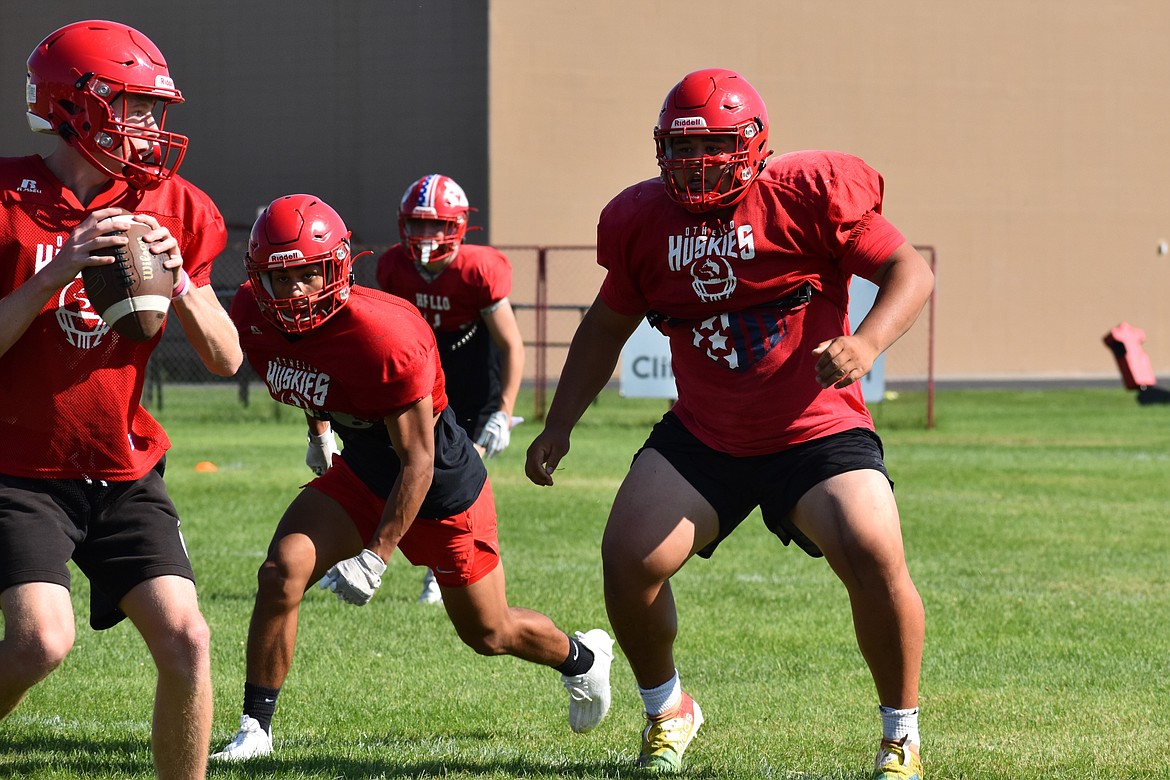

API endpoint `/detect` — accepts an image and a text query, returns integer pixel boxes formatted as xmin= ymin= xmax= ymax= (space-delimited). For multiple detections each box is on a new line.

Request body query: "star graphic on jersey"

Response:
xmin=689 ymin=306 xmax=790 ymax=372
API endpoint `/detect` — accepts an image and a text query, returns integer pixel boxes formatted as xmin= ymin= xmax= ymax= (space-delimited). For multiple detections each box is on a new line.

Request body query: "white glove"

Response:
xmin=306 ymin=429 xmax=339 ymax=476
xmin=476 ymin=410 xmax=511 ymax=458
xmin=318 ymin=549 xmax=386 ymax=606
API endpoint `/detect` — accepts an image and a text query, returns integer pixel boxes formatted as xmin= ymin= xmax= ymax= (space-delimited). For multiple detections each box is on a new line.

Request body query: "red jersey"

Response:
xmin=0 ymin=154 xmax=226 ymax=480
xmin=232 ymin=284 xmax=445 ymax=420
xmin=597 ymin=150 xmax=907 ymax=456
xmin=375 ymin=243 xmax=512 ymax=333
xmin=231 ymin=284 xmax=485 ymax=516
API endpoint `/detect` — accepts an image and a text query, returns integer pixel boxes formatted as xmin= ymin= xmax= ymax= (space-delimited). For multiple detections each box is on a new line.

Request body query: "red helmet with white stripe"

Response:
xmin=397 ymin=174 xmax=471 ymax=267
xmin=26 ymin=20 xmax=188 ymax=190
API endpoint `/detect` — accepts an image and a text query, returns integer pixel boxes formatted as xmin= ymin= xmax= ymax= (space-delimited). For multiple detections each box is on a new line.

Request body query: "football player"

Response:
xmin=525 ymin=68 xmax=934 ymax=778
xmin=371 ymin=173 xmax=524 ymax=605
xmin=0 ymin=20 xmax=241 ymax=780
xmin=212 ymin=194 xmax=612 ymax=761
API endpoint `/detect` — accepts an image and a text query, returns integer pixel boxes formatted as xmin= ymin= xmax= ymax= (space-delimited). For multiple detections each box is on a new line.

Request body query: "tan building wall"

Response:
xmin=4 ymin=3 xmax=1168 ymax=384
xmin=489 ymin=0 xmax=1170 ymax=383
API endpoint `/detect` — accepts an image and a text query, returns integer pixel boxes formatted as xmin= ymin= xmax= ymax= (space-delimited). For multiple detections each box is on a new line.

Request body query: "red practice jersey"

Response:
xmin=0 ymin=154 xmax=226 ymax=480
xmin=597 ymin=150 xmax=907 ymax=456
xmin=375 ymin=243 xmax=512 ymax=333
xmin=231 ymin=284 xmax=486 ymax=516
xmin=232 ymin=284 xmax=445 ymax=421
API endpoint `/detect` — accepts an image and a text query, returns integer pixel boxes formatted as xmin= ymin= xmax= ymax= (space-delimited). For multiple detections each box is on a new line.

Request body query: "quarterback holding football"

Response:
xmin=0 ymin=19 xmax=241 ymax=780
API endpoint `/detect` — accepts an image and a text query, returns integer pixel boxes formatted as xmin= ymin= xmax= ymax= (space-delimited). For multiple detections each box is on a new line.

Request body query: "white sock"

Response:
xmin=879 ymin=705 xmax=920 ymax=747
xmin=639 ymin=670 xmax=681 ymax=718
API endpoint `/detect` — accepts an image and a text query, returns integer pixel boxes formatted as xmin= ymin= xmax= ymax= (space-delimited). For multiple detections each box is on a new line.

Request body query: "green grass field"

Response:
xmin=2 ymin=386 xmax=1168 ymax=779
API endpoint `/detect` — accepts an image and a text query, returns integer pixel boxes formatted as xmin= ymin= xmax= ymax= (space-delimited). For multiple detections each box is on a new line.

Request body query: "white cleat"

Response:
xmin=210 ymin=714 xmax=272 ymax=761
xmin=561 ymin=628 xmax=614 ymax=733
xmin=418 ymin=568 xmax=443 ymax=604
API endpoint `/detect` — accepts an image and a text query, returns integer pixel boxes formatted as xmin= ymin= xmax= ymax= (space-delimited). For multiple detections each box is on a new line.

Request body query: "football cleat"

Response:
xmin=637 ymin=692 xmax=703 ymax=774
xmin=418 ymin=568 xmax=443 ymax=604
xmin=210 ymin=714 xmax=272 ymax=761
xmin=561 ymin=628 xmax=614 ymax=733
xmin=872 ymin=737 xmax=923 ymax=780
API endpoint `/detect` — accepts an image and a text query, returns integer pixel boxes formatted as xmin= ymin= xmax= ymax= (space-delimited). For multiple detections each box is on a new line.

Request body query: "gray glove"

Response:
xmin=475 ymin=410 xmax=511 ymax=458
xmin=306 ymin=429 xmax=339 ymax=476
xmin=318 ymin=549 xmax=386 ymax=606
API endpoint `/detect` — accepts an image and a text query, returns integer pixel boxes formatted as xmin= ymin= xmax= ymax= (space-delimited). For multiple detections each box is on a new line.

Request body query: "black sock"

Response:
xmin=242 ymin=683 xmax=280 ymax=733
xmin=554 ymin=634 xmax=596 ymax=676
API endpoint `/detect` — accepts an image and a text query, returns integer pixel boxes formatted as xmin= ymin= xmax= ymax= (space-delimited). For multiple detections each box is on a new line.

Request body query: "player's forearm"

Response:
xmin=368 ymin=463 xmax=431 ymax=559
xmin=855 ymin=244 xmax=934 ymax=356
xmin=498 ymin=344 xmax=524 ymax=417
xmin=172 ymin=284 xmax=243 ymax=376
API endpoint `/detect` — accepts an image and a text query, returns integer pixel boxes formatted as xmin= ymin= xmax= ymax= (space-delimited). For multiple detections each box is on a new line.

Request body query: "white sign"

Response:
xmin=620 ymin=320 xmax=677 ymax=398
xmin=848 ymin=276 xmax=886 ymax=404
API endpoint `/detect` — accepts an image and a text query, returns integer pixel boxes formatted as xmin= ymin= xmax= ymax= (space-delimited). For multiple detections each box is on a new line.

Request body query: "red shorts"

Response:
xmin=308 ymin=457 xmax=500 ymax=587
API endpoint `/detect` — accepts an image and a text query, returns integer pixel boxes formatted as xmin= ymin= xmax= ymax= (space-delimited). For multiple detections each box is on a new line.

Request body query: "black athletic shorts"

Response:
xmin=635 ymin=412 xmax=892 ymax=559
xmin=0 ymin=458 xmax=195 ymax=630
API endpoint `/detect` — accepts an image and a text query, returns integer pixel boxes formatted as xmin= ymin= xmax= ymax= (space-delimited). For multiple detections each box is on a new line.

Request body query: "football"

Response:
xmin=83 ymin=220 xmax=173 ymax=342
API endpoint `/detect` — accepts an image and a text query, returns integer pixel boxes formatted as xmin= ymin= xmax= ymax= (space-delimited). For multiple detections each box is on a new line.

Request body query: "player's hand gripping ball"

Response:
xmin=82 ymin=220 xmax=172 ymax=342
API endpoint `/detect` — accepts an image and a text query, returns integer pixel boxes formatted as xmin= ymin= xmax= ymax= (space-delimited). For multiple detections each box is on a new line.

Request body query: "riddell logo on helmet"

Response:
xmin=155 ymin=76 xmax=175 ymax=90
xmin=270 ymin=250 xmax=305 ymax=263
xmin=672 ymin=117 xmax=708 ymax=129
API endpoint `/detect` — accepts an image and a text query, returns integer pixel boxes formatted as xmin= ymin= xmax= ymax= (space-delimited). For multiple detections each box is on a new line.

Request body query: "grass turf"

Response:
xmin=1 ymin=386 xmax=1167 ymax=778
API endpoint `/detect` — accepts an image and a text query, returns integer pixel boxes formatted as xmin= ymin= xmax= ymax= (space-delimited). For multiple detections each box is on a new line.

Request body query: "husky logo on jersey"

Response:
xmin=691 ymin=309 xmax=789 ymax=372
xmin=264 ymin=357 xmax=331 ymax=408
xmin=54 ymin=278 xmax=110 ymax=349
xmin=690 ymin=257 xmax=737 ymax=302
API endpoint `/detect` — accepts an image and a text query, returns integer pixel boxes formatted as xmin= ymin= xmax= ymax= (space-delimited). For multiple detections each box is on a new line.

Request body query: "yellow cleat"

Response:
xmin=637 ymin=693 xmax=703 ymax=774
xmin=872 ymin=737 xmax=922 ymax=780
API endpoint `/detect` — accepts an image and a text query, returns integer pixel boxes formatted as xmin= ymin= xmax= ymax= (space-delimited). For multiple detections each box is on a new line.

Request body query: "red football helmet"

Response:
xmin=653 ymin=68 xmax=772 ymax=213
xmin=397 ymin=174 xmax=472 ymax=267
xmin=26 ymin=20 xmax=188 ymax=190
xmin=245 ymin=194 xmax=359 ymax=334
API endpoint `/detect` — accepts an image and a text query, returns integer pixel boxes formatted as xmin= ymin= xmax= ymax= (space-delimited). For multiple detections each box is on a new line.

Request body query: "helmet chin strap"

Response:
xmin=119 ymin=140 xmax=164 ymax=190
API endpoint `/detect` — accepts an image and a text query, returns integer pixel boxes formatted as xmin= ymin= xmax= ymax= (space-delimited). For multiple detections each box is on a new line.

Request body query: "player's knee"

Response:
xmin=601 ymin=531 xmax=642 ymax=579
xmin=832 ymin=544 xmax=910 ymax=599
xmin=458 ymin=623 xmax=509 ymax=657
xmin=150 ymin=613 xmax=211 ymax=677
xmin=602 ymin=540 xmax=667 ymax=592
xmin=4 ymin=625 xmax=74 ymax=682
xmin=256 ymin=558 xmax=308 ymax=605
